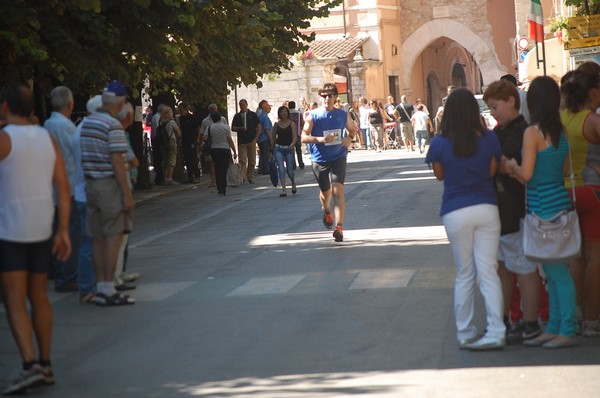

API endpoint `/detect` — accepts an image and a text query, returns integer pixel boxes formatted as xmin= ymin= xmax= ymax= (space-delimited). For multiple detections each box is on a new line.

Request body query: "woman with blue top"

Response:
xmin=506 ymin=76 xmax=578 ymax=348
xmin=426 ymin=88 xmax=505 ymax=351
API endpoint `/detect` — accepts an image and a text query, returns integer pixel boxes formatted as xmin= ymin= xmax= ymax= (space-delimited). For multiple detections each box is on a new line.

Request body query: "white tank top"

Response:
xmin=0 ymin=125 xmax=56 ymax=242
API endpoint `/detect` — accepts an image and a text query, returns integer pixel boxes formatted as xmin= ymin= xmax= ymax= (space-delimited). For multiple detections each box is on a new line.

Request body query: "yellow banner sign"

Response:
xmin=564 ymin=14 xmax=600 ymax=50
xmin=564 ymin=36 xmax=600 ymax=50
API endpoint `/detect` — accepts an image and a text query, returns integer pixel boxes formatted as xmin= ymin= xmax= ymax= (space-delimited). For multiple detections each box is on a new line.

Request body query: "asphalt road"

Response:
xmin=1 ymin=149 xmax=599 ymax=397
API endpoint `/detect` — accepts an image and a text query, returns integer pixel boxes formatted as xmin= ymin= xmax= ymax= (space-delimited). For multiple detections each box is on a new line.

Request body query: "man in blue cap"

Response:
xmin=80 ymin=81 xmax=135 ymax=306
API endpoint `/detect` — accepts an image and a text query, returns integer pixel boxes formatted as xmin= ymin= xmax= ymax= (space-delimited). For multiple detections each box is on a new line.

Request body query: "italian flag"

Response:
xmin=529 ymin=0 xmax=544 ymax=42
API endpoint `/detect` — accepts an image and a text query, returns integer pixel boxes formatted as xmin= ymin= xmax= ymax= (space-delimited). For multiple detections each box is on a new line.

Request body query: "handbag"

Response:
xmin=523 ymin=209 xmax=581 ymax=263
xmin=227 ymin=160 xmax=242 ymax=187
xmin=201 ymin=126 xmax=212 ymax=154
xmin=522 ymin=142 xmax=581 ymax=263
xmin=268 ymin=159 xmax=279 ymax=187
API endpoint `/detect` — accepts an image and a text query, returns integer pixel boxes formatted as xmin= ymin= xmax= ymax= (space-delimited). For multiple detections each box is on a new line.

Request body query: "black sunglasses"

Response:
xmin=320 ymin=93 xmax=335 ymax=99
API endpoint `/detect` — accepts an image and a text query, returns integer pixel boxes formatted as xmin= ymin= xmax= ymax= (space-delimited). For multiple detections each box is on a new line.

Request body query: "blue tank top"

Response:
xmin=526 ymin=133 xmax=572 ymax=219
xmin=309 ymin=108 xmax=348 ymax=163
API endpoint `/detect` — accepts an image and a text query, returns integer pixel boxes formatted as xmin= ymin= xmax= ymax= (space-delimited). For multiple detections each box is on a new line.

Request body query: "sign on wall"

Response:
xmin=564 ymin=14 xmax=600 ymax=50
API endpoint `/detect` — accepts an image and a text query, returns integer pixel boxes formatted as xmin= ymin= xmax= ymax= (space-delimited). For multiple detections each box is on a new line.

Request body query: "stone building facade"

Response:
xmin=227 ymin=0 xmax=519 ymax=122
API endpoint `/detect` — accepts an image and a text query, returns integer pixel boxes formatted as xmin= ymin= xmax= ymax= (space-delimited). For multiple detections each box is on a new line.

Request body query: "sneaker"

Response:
xmin=582 ymin=319 xmax=600 ymax=337
xmin=322 ymin=210 xmax=333 ymax=230
xmin=506 ymin=320 xmax=542 ymax=344
xmin=505 ymin=320 xmax=525 ymax=345
xmin=39 ymin=366 xmax=55 ymax=385
xmin=522 ymin=322 xmax=543 ymax=340
xmin=465 ymin=336 xmax=505 ymax=351
xmin=333 ymin=225 xmax=343 ymax=242
xmin=119 ymin=272 xmax=140 ymax=283
xmin=2 ymin=364 xmax=45 ymax=395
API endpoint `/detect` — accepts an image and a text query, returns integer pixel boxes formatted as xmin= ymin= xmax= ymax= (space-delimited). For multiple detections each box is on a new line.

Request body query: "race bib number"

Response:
xmin=324 ymin=128 xmax=342 ymax=146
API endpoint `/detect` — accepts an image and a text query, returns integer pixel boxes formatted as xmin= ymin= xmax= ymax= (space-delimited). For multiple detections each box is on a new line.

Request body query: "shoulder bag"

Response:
xmin=522 ymin=142 xmax=581 ymax=263
xmin=399 ymin=103 xmax=411 ymax=121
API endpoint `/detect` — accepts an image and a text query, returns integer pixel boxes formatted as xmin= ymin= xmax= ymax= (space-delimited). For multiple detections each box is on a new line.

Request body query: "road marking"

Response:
xmin=349 ymin=269 xmax=416 ymax=290
xmin=132 ymin=282 xmax=197 ymax=301
xmin=250 ymin=226 xmax=448 ymax=247
xmin=227 ymin=275 xmax=306 ymax=296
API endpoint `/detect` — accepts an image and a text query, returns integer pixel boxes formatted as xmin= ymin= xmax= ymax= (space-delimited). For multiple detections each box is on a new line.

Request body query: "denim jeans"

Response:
xmin=274 ymin=145 xmax=295 ymax=182
xmin=75 ymin=200 xmax=95 ymax=294
xmin=360 ymin=128 xmax=371 ymax=149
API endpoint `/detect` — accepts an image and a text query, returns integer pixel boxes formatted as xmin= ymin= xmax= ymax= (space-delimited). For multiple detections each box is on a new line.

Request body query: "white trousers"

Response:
xmin=443 ymin=204 xmax=505 ymax=340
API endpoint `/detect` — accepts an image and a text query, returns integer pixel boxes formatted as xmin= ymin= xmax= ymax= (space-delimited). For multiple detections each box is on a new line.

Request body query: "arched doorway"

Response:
xmin=451 ymin=63 xmax=466 ymax=88
xmin=401 ymin=19 xmax=507 ymax=92
xmin=426 ymin=72 xmax=440 ymax=113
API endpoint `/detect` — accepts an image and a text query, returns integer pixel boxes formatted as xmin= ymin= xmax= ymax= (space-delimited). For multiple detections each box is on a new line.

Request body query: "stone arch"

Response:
xmin=402 ymin=19 xmax=506 ymax=90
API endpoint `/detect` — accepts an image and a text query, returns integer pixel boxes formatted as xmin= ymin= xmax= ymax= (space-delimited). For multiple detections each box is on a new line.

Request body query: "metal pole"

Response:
xmin=541 ymin=40 xmax=547 ymax=75
xmin=342 ymin=1 xmax=347 ymax=38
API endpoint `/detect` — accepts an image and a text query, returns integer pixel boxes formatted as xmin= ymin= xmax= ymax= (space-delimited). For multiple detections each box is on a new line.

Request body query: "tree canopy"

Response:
xmin=0 ymin=0 xmax=341 ymax=102
xmin=565 ymin=0 xmax=600 ymax=15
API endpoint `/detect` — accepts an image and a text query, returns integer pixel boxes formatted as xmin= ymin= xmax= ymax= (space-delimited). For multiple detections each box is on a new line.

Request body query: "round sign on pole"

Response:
xmin=518 ymin=50 xmax=528 ymax=63
xmin=518 ymin=37 xmax=530 ymax=50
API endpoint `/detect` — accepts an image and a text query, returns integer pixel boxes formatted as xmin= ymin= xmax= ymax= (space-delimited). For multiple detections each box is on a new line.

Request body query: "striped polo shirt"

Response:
xmin=80 ymin=109 xmax=129 ymax=179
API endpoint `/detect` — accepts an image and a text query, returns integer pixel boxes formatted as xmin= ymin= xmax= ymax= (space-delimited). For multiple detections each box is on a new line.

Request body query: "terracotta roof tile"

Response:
xmin=307 ymin=37 xmax=368 ymax=59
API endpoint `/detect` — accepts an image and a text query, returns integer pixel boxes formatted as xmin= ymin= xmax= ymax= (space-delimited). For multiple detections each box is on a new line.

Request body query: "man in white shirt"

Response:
xmin=411 ymin=104 xmax=433 ymax=154
xmin=358 ymin=97 xmax=371 ymax=149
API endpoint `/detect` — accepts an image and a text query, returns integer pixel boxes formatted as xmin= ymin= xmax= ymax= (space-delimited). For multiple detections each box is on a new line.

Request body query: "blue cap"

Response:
xmin=102 ymin=80 xmax=127 ymax=98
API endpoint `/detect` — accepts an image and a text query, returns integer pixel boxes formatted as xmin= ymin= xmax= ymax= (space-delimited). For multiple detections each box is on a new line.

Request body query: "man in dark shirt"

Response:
xmin=177 ymin=102 xmax=201 ymax=183
xmin=394 ymin=95 xmax=415 ymax=151
xmin=231 ymin=99 xmax=261 ymax=183
xmin=288 ymin=100 xmax=305 ymax=169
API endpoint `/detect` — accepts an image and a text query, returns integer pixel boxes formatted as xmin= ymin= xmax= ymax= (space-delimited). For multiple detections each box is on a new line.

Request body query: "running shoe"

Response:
xmin=322 ymin=210 xmax=333 ymax=229
xmin=2 ymin=364 xmax=45 ymax=395
xmin=333 ymin=225 xmax=343 ymax=242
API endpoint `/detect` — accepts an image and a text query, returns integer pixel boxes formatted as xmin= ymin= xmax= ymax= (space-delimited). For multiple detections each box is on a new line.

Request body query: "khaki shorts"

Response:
xmin=85 ymin=177 xmax=133 ymax=238
xmin=400 ymin=122 xmax=414 ymax=142
xmin=162 ymin=138 xmax=177 ymax=168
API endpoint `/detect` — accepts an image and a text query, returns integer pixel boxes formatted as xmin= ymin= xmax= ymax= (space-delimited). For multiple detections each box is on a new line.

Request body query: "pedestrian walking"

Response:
xmin=203 ymin=112 xmax=237 ymax=196
xmin=0 ymin=84 xmax=71 ymax=394
xmin=271 ymin=105 xmax=297 ymax=197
